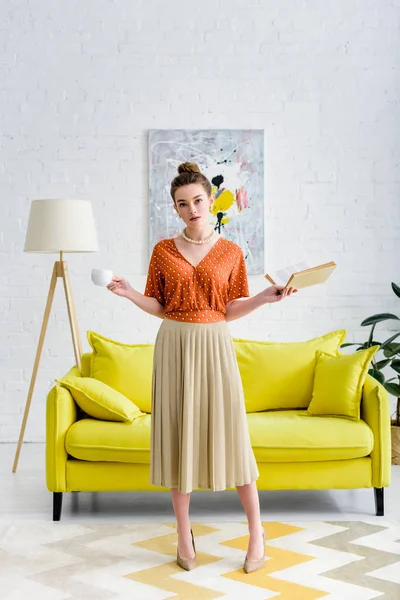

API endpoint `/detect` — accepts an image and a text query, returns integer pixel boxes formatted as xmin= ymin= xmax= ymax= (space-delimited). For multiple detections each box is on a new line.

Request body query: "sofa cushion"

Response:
xmin=56 ymin=376 xmax=143 ymax=423
xmin=66 ymin=415 xmax=152 ymax=463
xmin=248 ymin=410 xmax=373 ymax=462
xmin=87 ymin=330 xmax=153 ymax=413
xmin=65 ymin=409 xmax=373 ymax=465
xmin=306 ymin=346 xmax=380 ymax=421
xmin=233 ymin=330 xmax=346 ymax=412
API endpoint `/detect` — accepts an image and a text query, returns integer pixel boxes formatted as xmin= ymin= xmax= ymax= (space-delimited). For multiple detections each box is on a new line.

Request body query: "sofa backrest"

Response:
xmin=73 ymin=330 xmax=346 ymax=413
xmin=81 ymin=352 xmax=91 ymax=377
xmin=233 ymin=330 xmax=346 ymax=412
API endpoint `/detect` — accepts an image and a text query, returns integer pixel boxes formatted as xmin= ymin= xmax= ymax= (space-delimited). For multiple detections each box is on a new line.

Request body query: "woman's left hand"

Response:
xmin=264 ymin=285 xmax=298 ymax=303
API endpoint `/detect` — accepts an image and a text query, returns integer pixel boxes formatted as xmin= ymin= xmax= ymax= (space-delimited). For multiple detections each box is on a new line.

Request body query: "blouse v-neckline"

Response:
xmin=171 ymin=236 xmax=222 ymax=269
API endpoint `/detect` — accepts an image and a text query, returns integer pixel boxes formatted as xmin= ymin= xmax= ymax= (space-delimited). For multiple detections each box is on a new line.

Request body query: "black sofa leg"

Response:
xmin=53 ymin=492 xmax=63 ymax=521
xmin=374 ymin=487 xmax=384 ymax=516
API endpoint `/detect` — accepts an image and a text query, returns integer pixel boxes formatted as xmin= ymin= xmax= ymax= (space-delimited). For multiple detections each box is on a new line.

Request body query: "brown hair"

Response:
xmin=170 ymin=162 xmax=212 ymax=202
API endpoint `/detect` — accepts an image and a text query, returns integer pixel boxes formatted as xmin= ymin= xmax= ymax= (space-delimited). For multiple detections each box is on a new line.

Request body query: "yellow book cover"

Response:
xmin=265 ymin=261 xmax=337 ymax=289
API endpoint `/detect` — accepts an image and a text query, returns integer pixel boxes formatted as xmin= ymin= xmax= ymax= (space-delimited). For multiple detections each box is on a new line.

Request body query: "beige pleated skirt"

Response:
xmin=150 ymin=318 xmax=260 ymax=494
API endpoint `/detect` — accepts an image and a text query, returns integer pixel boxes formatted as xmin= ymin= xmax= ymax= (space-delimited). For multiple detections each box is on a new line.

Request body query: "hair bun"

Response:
xmin=177 ymin=162 xmax=201 ymax=175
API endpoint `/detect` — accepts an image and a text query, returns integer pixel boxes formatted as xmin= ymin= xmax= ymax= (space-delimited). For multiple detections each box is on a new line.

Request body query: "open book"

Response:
xmin=265 ymin=261 xmax=337 ymax=289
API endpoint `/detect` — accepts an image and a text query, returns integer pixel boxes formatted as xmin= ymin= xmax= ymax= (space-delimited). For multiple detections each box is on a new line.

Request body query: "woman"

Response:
xmin=107 ymin=162 xmax=297 ymax=573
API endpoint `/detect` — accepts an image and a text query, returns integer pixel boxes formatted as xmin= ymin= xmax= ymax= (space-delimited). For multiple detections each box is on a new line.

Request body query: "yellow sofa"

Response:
xmin=46 ymin=331 xmax=392 ymax=521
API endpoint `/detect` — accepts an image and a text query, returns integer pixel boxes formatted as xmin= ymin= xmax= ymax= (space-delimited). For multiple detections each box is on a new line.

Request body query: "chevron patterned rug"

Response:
xmin=1 ymin=521 xmax=399 ymax=599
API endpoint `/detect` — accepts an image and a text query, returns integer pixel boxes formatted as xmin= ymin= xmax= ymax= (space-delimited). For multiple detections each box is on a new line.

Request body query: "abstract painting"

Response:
xmin=148 ymin=129 xmax=264 ymax=274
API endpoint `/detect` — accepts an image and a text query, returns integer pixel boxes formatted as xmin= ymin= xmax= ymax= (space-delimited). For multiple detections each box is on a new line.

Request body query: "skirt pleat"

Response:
xmin=150 ymin=318 xmax=259 ymax=493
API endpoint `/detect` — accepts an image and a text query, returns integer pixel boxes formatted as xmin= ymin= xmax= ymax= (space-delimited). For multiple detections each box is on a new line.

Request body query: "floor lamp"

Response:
xmin=12 ymin=199 xmax=99 ymax=472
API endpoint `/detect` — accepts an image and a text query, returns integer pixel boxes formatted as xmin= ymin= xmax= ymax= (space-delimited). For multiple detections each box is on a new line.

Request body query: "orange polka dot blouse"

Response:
xmin=144 ymin=237 xmax=250 ymax=323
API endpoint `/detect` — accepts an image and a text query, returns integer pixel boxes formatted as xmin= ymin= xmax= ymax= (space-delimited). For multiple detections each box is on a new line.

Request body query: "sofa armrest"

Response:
xmin=360 ymin=374 xmax=391 ymax=488
xmin=46 ymin=383 xmax=78 ymax=492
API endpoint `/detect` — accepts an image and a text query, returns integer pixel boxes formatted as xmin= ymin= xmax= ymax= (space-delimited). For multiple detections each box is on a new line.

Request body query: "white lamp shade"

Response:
xmin=24 ymin=199 xmax=99 ymax=253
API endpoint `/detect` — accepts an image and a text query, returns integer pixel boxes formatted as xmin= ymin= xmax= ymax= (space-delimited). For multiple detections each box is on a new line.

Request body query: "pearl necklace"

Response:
xmin=182 ymin=229 xmax=216 ymax=245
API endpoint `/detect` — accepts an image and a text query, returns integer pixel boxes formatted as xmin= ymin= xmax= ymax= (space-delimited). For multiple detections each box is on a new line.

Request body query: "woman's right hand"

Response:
xmin=107 ymin=274 xmax=132 ymax=298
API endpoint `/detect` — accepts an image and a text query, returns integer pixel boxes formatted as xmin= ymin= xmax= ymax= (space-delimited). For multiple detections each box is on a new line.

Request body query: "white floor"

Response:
xmin=2 ymin=443 xmax=400 ymax=527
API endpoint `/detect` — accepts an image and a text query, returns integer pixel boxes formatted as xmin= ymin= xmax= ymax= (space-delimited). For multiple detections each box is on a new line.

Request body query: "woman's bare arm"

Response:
xmin=125 ymin=287 xmax=165 ymax=319
xmin=225 ymin=293 xmax=266 ymax=322
xmin=107 ymin=275 xmax=165 ymax=319
xmin=225 ymin=285 xmax=297 ymax=322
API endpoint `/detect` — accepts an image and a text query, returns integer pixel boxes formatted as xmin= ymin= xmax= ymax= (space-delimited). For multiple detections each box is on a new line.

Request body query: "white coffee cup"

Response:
xmin=91 ymin=268 xmax=113 ymax=287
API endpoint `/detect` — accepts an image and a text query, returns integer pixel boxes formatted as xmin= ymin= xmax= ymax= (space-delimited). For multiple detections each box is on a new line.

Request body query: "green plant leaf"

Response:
xmin=391 ymin=359 xmax=400 ymax=374
xmin=369 ymin=368 xmax=385 ymax=384
xmin=376 ymin=359 xmax=391 ymax=369
xmin=361 ymin=313 xmax=400 ymax=326
xmin=380 ymin=332 xmax=400 ymax=349
xmin=384 ymin=343 xmax=400 ymax=358
xmin=384 ymin=382 xmax=400 ymax=396
xmin=392 ymin=282 xmax=400 ymax=298
xmin=340 ymin=343 xmax=362 ymax=348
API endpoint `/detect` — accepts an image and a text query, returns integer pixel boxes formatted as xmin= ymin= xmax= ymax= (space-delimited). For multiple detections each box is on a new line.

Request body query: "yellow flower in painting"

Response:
xmin=210 ymin=189 xmax=235 ymax=216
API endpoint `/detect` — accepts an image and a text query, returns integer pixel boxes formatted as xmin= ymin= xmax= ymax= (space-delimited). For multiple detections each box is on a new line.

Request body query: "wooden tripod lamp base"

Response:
xmin=12 ymin=257 xmax=82 ymax=472
xmin=13 ymin=198 xmax=99 ymax=473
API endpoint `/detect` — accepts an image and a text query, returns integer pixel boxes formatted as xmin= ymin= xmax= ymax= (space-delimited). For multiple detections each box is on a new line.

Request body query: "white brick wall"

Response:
xmin=1 ymin=0 xmax=400 ymax=442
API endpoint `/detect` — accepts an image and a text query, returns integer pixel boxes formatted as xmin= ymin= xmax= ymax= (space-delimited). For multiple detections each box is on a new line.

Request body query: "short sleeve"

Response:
xmin=228 ymin=250 xmax=250 ymax=301
xmin=144 ymin=247 xmax=165 ymax=304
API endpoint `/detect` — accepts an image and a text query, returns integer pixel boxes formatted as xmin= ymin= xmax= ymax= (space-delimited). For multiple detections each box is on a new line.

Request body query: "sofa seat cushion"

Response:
xmin=248 ymin=410 xmax=374 ymax=463
xmin=65 ymin=410 xmax=374 ymax=465
xmin=65 ymin=415 xmax=151 ymax=463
